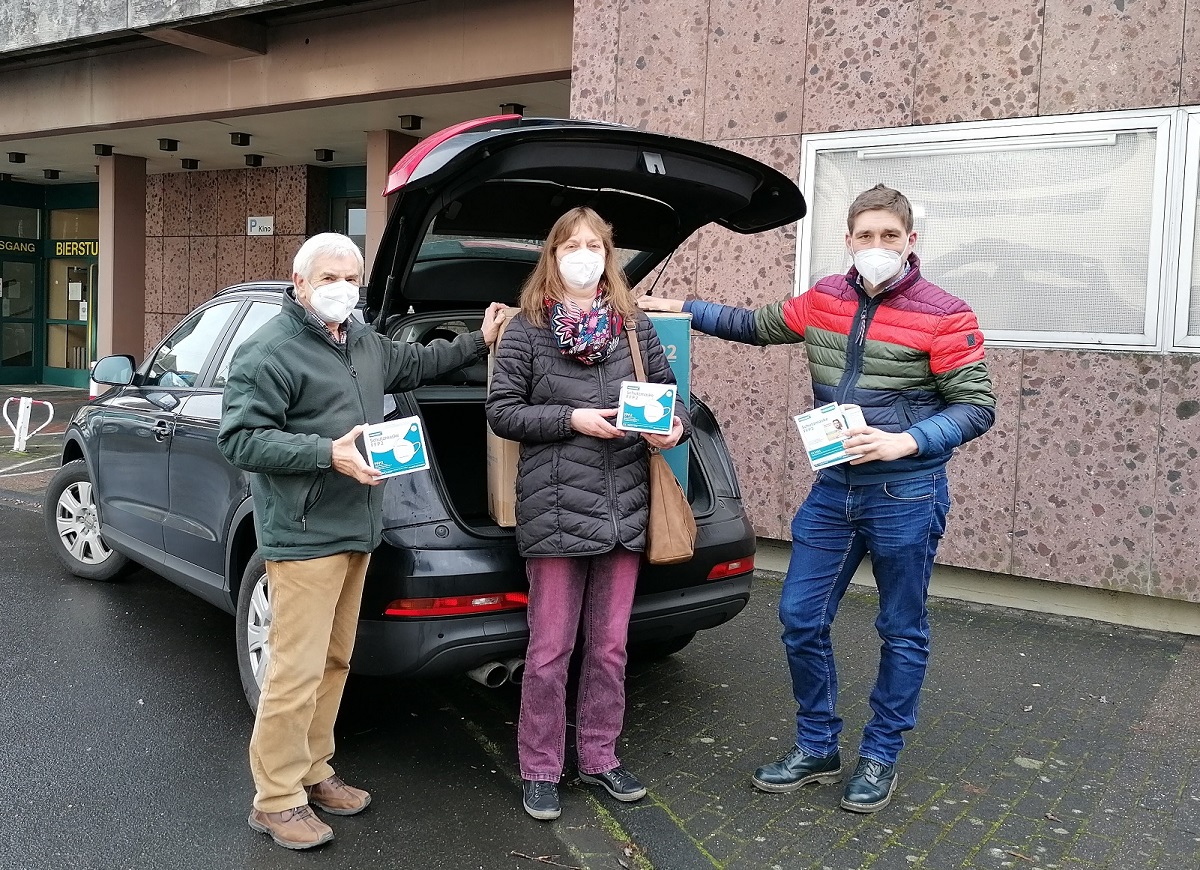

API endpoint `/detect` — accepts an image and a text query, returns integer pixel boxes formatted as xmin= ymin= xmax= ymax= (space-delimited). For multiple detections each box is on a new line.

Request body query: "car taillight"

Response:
xmin=384 ymin=592 xmax=529 ymax=617
xmin=707 ymin=556 xmax=754 ymax=581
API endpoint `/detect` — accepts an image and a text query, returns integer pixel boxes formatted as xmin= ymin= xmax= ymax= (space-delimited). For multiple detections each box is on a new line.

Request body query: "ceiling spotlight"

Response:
xmin=230 ymin=132 xmax=252 ymax=146
xmin=7 ymin=152 xmax=26 ymax=163
xmin=398 ymin=114 xmax=423 ymax=131
xmin=181 ymin=158 xmax=199 ymax=170
xmin=159 ymin=138 xmax=179 ymax=152
xmin=94 ymin=144 xmax=114 ymax=156
xmin=499 ymin=103 xmax=525 ymax=116
xmin=314 ymin=148 xmax=335 ymax=162
xmin=244 ymin=154 xmax=264 ymax=167
xmin=43 ymin=169 xmax=60 ymax=180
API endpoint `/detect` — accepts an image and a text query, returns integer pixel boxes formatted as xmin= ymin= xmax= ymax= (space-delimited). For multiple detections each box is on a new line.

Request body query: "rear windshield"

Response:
xmin=403 ymin=233 xmax=650 ymax=309
xmin=419 ymin=234 xmax=645 ymax=268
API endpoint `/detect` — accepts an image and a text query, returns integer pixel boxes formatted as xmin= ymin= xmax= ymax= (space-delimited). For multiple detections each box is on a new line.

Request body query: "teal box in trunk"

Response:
xmin=647 ymin=312 xmax=691 ymax=490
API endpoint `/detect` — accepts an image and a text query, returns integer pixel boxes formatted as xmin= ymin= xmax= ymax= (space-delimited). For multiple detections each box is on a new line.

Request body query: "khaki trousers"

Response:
xmin=249 ymin=551 xmax=370 ymax=812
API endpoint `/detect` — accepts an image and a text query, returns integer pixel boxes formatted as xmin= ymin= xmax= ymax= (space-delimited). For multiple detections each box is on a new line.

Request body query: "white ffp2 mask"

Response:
xmin=853 ymin=246 xmax=907 ymax=288
xmin=558 ymin=249 xmax=605 ymax=290
xmin=309 ymin=279 xmax=359 ymax=324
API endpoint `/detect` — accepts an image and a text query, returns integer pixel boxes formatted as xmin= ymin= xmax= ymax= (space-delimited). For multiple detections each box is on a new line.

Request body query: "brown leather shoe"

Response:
xmin=247 ymin=805 xmax=333 ymax=850
xmin=305 ymin=774 xmax=372 ymax=816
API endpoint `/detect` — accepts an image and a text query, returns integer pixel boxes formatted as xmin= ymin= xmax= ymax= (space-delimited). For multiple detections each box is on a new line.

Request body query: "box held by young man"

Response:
xmin=793 ymin=403 xmax=866 ymax=471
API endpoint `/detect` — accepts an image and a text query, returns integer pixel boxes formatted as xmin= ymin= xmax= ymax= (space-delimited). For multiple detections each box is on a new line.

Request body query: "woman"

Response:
xmin=486 ymin=206 xmax=689 ymax=821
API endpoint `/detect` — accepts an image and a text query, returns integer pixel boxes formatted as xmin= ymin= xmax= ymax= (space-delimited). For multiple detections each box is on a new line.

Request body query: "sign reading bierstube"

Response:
xmin=54 ymin=240 xmax=99 ymax=257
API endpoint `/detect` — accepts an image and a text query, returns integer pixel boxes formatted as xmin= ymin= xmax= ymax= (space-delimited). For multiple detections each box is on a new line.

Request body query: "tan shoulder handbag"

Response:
xmin=626 ymin=321 xmax=697 ymax=565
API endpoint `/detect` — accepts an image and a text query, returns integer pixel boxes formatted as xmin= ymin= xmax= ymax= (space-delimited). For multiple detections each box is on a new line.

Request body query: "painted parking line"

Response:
xmin=0 ymin=454 xmax=59 ymax=477
xmin=0 ymin=467 xmax=58 ymax=478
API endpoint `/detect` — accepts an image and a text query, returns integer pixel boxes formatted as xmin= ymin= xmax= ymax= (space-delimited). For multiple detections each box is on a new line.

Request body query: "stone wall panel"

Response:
xmin=1041 ymin=0 xmax=1185 ymax=114
xmin=914 ymin=0 xmax=1043 ymax=124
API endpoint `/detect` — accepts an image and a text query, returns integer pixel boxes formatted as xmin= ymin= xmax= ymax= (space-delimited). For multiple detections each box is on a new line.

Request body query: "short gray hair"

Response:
xmin=292 ymin=232 xmax=365 ymax=283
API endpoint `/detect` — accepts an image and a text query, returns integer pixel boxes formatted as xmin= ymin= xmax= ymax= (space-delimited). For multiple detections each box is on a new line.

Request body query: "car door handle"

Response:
xmin=153 ymin=421 xmax=173 ymax=441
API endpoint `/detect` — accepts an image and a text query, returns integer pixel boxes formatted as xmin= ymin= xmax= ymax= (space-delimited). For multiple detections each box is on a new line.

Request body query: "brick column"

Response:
xmin=365 ymin=129 xmax=418 ymax=275
xmin=97 ymin=153 xmax=147 ymax=359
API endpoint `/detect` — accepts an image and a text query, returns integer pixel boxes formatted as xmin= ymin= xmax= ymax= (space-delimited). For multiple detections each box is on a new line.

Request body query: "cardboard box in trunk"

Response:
xmin=486 ymin=309 xmax=519 ymax=527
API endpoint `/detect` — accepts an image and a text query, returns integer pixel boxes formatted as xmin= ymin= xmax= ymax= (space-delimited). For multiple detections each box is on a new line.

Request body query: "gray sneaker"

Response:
xmin=522 ymin=779 xmax=562 ymax=820
xmin=578 ymin=766 xmax=647 ymax=802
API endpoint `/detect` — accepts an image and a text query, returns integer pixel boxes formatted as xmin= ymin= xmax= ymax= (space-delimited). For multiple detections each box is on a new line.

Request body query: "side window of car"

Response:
xmin=145 ymin=302 xmax=240 ymax=388
xmin=212 ymin=301 xmax=282 ymax=389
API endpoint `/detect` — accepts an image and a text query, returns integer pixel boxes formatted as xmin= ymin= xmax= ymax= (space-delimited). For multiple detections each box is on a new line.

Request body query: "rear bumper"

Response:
xmin=350 ymin=573 xmax=753 ymax=678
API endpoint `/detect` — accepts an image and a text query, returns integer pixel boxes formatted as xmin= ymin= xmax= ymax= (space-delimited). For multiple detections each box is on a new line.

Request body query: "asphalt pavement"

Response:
xmin=4 ymin=388 xmax=1200 ymax=869
xmin=0 ymin=503 xmax=632 ymax=870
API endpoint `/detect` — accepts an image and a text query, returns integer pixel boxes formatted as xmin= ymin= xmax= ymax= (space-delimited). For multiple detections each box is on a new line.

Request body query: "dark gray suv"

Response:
xmin=43 ymin=116 xmax=806 ymax=708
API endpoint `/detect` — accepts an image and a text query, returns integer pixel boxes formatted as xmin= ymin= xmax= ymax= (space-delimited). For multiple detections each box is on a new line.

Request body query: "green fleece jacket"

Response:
xmin=218 ymin=291 xmax=486 ymax=561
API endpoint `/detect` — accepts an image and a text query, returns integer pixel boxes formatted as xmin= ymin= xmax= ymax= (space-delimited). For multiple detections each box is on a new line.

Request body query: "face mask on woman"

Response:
xmin=852 ymin=243 xmax=909 ymax=288
xmin=308 ymin=279 xmax=359 ymax=323
xmin=558 ymin=249 xmax=605 ymax=290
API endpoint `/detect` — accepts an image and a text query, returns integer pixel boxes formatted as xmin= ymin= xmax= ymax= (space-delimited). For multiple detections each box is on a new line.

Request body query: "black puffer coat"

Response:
xmin=486 ymin=311 xmax=691 ymax=557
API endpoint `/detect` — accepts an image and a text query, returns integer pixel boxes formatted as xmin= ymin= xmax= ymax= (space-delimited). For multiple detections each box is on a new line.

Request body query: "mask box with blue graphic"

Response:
xmin=617 ymin=381 xmax=677 ymax=435
xmin=359 ymin=416 xmax=430 ymax=478
xmin=793 ymin=403 xmax=867 ymax=471
xmin=646 ymin=312 xmax=691 ymax=490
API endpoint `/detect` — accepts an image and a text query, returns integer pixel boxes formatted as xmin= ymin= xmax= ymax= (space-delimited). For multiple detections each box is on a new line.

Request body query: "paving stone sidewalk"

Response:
xmin=601 ymin=573 xmax=1200 ymax=870
xmin=466 ymin=572 xmax=1200 ymax=870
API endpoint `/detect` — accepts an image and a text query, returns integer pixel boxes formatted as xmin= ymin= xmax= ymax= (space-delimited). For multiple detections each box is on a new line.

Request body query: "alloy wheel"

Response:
xmin=245 ymin=573 xmax=272 ymax=687
xmin=54 ymin=480 xmax=114 ymax=566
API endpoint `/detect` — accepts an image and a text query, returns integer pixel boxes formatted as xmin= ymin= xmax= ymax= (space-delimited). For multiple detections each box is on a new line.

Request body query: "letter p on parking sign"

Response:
xmin=247 ymin=216 xmax=275 ymax=236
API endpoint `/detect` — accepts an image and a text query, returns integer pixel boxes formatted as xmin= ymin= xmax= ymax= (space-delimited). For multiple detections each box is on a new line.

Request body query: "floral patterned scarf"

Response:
xmin=545 ymin=291 xmax=624 ymax=365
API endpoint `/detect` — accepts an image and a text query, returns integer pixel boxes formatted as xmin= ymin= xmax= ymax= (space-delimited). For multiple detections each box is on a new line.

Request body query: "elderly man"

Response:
xmin=219 ymin=232 xmax=505 ymax=849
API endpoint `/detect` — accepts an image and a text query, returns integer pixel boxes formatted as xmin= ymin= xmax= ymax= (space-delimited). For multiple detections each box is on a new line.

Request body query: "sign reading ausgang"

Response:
xmin=0 ymin=239 xmax=37 ymax=253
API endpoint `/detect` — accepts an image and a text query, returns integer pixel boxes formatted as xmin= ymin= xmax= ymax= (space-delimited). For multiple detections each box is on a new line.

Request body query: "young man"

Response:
xmin=639 ymin=184 xmax=995 ymax=813
xmin=219 ymin=232 xmax=505 ymax=849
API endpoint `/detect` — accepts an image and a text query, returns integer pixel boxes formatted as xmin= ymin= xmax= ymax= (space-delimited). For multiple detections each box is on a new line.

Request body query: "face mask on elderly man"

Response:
xmin=309 ymin=279 xmax=359 ymax=323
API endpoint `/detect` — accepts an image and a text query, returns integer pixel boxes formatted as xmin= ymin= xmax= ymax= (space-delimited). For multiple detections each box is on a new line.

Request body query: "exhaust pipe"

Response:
xmin=466 ymin=661 xmax=509 ymax=689
xmin=503 ymin=657 xmax=526 ymax=686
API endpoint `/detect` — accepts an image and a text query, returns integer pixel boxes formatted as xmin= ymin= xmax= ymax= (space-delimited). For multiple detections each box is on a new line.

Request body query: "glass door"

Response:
xmin=0 ymin=258 xmax=39 ymax=383
xmin=43 ymin=258 xmax=93 ymax=387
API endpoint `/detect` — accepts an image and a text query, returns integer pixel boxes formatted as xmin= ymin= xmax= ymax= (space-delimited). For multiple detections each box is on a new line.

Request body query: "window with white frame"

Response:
xmin=1176 ymin=111 xmax=1200 ymax=348
xmin=799 ymin=111 xmax=1186 ymax=351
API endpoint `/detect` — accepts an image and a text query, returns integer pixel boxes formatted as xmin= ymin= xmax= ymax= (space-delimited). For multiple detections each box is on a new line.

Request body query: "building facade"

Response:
xmin=1 ymin=0 xmax=1198 ymax=612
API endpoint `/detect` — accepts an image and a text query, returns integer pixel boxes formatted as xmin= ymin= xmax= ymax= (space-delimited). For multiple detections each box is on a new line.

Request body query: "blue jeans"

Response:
xmin=780 ymin=472 xmax=949 ymax=766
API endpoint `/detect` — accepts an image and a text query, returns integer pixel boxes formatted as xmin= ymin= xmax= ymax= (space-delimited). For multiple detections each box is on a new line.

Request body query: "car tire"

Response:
xmin=629 ymin=631 xmax=697 ymax=663
xmin=235 ymin=552 xmax=271 ymax=713
xmin=43 ymin=459 xmax=130 ymax=582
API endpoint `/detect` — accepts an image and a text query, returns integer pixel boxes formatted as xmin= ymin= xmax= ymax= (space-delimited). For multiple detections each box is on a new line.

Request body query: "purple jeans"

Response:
xmin=518 ymin=547 xmax=641 ymax=781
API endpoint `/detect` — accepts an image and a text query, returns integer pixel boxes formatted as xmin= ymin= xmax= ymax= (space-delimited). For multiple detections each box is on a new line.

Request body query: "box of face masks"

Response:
xmin=617 ymin=381 xmax=677 ymax=434
xmin=360 ymin=416 xmax=431 ymax=478
xmin=793 ymin=403 xmax=866 ymax=471
xmin=646 ymin=312 xmax=691 ymax=489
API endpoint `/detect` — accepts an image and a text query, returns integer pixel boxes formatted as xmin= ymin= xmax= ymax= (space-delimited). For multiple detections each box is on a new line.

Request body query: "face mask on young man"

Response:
xmin=852 ymin=241 xmax=910 ymax=288
xmin=558 ymin=249 xmax=606 ymax=290
xmin=308 ymin=279 xmax=359 ymax=323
